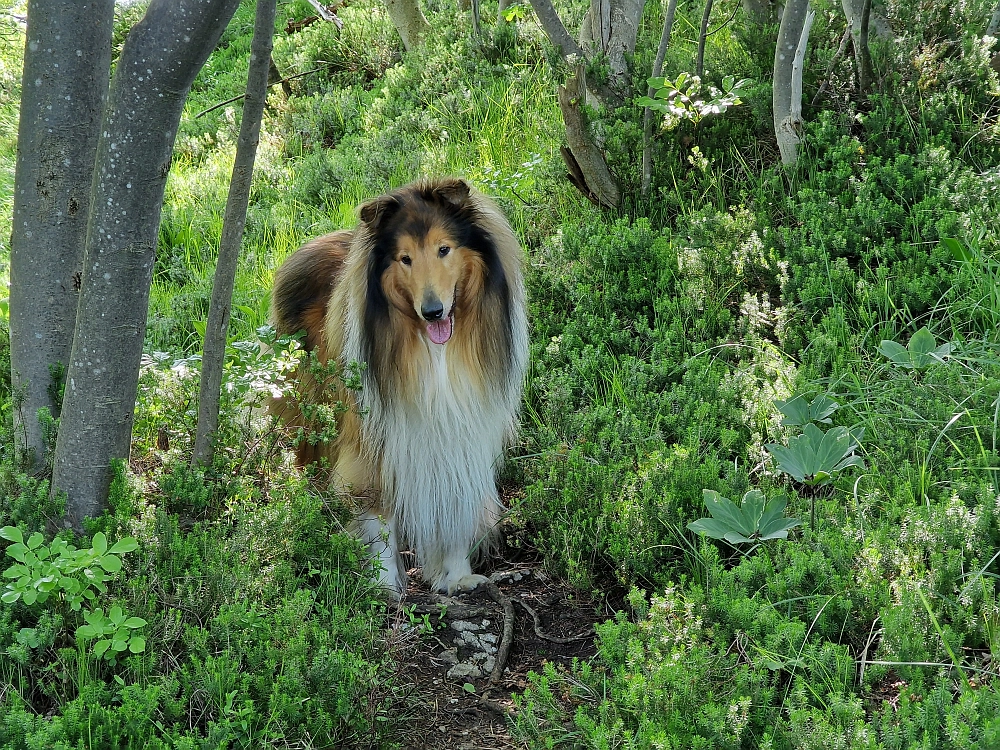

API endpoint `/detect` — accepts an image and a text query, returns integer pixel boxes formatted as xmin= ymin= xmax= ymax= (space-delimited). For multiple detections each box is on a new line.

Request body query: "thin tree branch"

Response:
xmin=789 ymin=10 xmax=815 ymax=126
xmin=196 ymin=64 xmax=328 ymax=118
xmin=811 ymin=24 xmax=852 ymax=105
xmin=527 ymin=0 xmax=588 ymax=61
xmin=303 ymin=0 xmax=343 ymax=27
xmin=192 ymin=0 xmax=277 ymax=466
xmin=856 ymin=0 xmax=873 ymax=95
xmin=641 ymin=0 xmax=679 ymax=200
xmin=486 ymin=581 xmax=515 ymax=686
xmin=695 ymin=0 xmax=715 ymax=78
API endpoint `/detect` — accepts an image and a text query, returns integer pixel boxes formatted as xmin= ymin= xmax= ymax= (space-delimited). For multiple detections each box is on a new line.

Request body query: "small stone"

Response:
xmin=451 ymin=620 xmax=480 ymax=632
xmin=484 ymin=655 xmax=496 ymax=673
xmin=440 ymin=648 xmax=460 ymax=666
xmin=481 ymin=619 xmax=491 ymax=627
xmin=447 ymin=662 xmax=483 ymax=680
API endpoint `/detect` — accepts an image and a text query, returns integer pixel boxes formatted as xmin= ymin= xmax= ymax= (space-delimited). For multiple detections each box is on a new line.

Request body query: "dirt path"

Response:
xmin=388 ymin=548 xmax=616 ymax=749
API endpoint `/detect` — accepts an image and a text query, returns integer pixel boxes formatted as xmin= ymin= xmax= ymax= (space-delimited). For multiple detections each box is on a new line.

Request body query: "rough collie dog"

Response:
xmin=271 ymin=178 xmax=528 ymax=597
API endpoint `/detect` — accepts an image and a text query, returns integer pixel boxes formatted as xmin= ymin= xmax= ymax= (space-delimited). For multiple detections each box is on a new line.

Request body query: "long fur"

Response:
xmin=271 ymin=178 xmax=528 ymax=595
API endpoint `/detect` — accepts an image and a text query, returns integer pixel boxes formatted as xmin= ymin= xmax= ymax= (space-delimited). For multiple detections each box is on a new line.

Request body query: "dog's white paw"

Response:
xmin=445 ymin=573 xmax=489 ymax=595
xmin=378 ymin=567 xmax=408 ymax=600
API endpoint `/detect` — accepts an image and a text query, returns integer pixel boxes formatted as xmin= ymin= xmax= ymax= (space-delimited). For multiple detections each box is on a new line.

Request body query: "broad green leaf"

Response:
xmin=687 ymin=517 xmax=737 ymax=539
xmin=722 ymin=531 xmax=755 ymax=544
xmin=108 ymin=538 xmax=138 ymax=555
xmin=703 ymin=490 xmax=755 ymax=536
xmin=775 ymin=393 xmax=838 ymax=426
xmin=98 ymin=555 xmax=122 ymax=573
xmin=878 ymin=339 xmax=910 ymax=367
xmin=129 ymin=636 xmax=146 ymax=653
xmin=942 ymin=237 xmax=974 ymax=263
xmin=5 ymin=542 xmax=27 ymax=562
xmin=26 ymin=533 xmax=43 ymax=550
xmin=0 ymin=526 xmax=23 ymax=544
xmin=111 ymin=639 xmax=129 ymax=652
xmin=688 ymin=490 xmax=799 ymax=545
xmin=4 ymin=564 xmax=29 ymax=578
xmin=764 ymin=442 xmax=808 ymax=483
xmin=76 ymin=624 xmax=97 ymax=640
xmin=1 ymin=589 xmax=20 ymax=604
xmin=22 ymin=590 xmax=37 ymax=605
xmin=766 ymin=424 xmax=864 ymax=485
xmin=94 ymin=639 xmax=111 ymax=657
xmin=109 ymin=605 xmax=124 ymax=624
xmin=739 ymin=490 xmax=767 ymax=530
xmin=758 ymin=517 xmax=802 ymax=541
xmin=91 ymin=532 xmax=108 ymax=555
xmin=123 ymin=617 xmax=147 ymax=629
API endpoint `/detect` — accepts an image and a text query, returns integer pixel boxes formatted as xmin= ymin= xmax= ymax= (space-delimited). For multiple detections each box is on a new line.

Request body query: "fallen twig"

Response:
xmin=464 ymin=689 xmax=514 ymax=716
xmin=514 ymin=596 xmax=593 ymax=643
xmin=486 ymin=581 xmax=514 ymax=686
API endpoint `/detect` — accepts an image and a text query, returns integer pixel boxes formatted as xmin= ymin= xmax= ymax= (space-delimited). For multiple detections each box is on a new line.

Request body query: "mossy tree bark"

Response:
xmin=192 ymin=0 xmax=277 ymax=467
xmin=9 ymin=0 xmax=115 ymax=471
xmin=51 ymin=0 xmax=242 ymax=530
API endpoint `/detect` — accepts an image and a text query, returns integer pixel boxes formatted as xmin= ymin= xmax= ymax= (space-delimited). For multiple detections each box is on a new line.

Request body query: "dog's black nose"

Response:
xmin=421 ymin=300 xmax=444 ymax=321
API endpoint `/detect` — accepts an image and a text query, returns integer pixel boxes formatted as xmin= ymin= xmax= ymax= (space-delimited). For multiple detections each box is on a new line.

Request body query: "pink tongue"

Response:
xmin=426 ymin=316 xmax=453 ymax=344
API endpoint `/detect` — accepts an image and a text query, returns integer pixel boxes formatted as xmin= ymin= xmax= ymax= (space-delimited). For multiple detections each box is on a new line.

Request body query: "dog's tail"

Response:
xmin=271 ymin=230 xmax=352 ymax=352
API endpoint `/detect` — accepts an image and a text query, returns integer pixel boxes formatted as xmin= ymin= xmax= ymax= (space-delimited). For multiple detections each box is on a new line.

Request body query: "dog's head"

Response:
xmin=360 ymin=178 xmax=498 ymax=346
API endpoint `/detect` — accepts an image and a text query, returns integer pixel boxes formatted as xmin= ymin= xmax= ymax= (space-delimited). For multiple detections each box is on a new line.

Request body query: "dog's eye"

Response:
xmin=438 ymin=245 xmax=451 ymax=257
xmin=400 ymin=255 xmax=412 ymax=266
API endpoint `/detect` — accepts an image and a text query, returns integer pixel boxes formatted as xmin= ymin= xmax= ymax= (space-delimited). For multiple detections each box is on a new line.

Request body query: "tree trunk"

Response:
xmin=742 ymin=0 xmax=778 ymax=24
xmin=773 ymin=0 xmax=814 ymax=166
xmin=9 ymin=0 xmax=115 ymax=470
xmin=842 ymin=0 xmax=873 ymax=95
xmin=641 ymin=0 xmax=679 ymax=200
xmin=383 ymin=0 xmax=430 ymax=51
xmin=558 ymin=66 xmax=621 ymax=208
xmin=589 ymin=0 xmax=642 ymax=95
xmin=527 ymin=0 xmax=588 ymax=61
xmin=192 ymin=0 xmax=276 ymax=467
xmin=988 ymin=0 xmax=1000 ymax=36
xmin=52 ymin=0 xmax=242 ymax=530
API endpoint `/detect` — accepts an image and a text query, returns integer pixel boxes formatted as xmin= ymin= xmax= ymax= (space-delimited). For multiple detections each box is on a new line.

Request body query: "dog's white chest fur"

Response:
xmin=363 ymin=341 xmax=512 ymax=588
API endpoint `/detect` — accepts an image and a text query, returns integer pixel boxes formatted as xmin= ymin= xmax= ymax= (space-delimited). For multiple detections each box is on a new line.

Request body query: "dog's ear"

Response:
xmin=359 ymin=194 xmax=401 ymax=228
xmin=433 ymin=178 xmax=471 ymax=209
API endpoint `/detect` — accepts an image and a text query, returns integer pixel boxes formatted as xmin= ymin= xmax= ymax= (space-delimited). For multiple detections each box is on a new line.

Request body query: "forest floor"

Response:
xmin=389 ymin=539 xmax=618 ymax=749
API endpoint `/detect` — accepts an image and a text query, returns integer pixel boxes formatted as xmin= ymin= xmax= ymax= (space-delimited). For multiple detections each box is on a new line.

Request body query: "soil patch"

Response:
xmin=388 ymin=546 xmax=620 ymax=749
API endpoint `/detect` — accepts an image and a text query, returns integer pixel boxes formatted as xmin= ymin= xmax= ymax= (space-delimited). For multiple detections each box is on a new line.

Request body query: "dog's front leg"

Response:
xmin=358 ymin=513 xmax=407 ymax=599
xmin=440 ymin=550 xmax=488 ymax=595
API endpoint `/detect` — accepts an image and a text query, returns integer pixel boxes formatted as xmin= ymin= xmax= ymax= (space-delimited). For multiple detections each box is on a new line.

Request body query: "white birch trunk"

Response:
xmin=773 ymin=0 xmax=814 ymax=166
